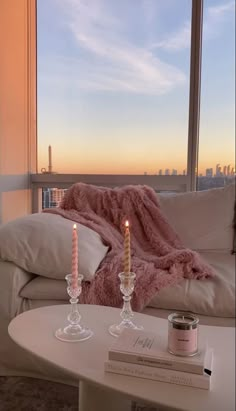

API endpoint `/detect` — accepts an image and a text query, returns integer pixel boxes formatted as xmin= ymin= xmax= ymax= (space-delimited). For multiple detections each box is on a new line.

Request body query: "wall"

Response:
xmin=0 ymin=0 xmax=36 ymax=224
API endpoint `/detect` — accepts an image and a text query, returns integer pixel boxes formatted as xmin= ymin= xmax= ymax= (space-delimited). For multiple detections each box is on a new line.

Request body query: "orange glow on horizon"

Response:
xmin=38 ymin=147 xmax=234 ymax=177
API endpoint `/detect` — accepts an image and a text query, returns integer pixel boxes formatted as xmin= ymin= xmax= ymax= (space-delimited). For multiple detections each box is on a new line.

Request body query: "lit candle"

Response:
xmin=124 ymin=220 xmax=131 ymax=274
xmin=72 ymin=224 xmax=78 ymax=288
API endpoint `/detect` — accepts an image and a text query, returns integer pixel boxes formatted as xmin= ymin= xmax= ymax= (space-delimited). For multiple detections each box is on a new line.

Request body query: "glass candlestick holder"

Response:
xmin=55 ymin=274 xmax=93 ymax=342
xmin=109 ymin=272 xmax=143 ymax=337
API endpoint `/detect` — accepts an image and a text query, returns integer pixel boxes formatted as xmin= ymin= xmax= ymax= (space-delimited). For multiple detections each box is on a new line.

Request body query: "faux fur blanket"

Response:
xmin=44 ymin=183 xmax=214 ymax=311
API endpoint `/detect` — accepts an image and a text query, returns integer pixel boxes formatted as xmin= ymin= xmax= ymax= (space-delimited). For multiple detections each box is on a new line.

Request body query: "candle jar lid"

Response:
xmin=168 ymin=312 xmax=199 ymax=330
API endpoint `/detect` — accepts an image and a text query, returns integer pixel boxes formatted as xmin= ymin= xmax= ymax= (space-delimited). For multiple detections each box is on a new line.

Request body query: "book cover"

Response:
xmin=108 ymin=328 xmax=208 ymax=375
xmin=105 ymin=348 xmax=213 ymax=390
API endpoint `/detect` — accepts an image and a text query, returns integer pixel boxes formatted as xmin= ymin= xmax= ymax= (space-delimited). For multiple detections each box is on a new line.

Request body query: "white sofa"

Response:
xmin=0 ymin=183 xmax=235 ymax=383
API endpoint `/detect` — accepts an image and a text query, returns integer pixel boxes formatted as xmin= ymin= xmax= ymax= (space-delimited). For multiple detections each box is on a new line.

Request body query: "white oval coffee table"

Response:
xmin=8 ymin=304 xmax=235 ymax=411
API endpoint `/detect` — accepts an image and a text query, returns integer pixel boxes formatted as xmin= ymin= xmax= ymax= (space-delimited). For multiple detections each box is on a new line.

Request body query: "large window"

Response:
xmin=36 ymin=0 xmax=235 ymax=197
xmin=198 ymin=0 xmax=235 ymax=190
xmin=37 ymin=0 xmax=191 ymax=176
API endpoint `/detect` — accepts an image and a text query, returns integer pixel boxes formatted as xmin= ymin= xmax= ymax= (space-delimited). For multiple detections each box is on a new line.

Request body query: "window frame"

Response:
xmin=30 ymin=0 xmax=203 ymax=212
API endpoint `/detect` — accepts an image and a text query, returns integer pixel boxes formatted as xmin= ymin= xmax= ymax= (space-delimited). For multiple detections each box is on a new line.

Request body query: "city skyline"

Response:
xmin=41 ymin=145 xmax=235 ymax=177
xmin=37 ymin=0 xmax=235 ymax=175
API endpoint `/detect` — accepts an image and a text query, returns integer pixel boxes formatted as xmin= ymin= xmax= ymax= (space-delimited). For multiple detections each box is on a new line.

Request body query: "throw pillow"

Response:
xmin=159 ymin=183 xmax=235 ymax=252
xmin=0 ymin=213 xmax=109 ymax=281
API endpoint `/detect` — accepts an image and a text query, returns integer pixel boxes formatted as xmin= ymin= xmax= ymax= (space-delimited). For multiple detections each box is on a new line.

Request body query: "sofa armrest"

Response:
xmin=0 ymin=260 xmax=35 ymax=320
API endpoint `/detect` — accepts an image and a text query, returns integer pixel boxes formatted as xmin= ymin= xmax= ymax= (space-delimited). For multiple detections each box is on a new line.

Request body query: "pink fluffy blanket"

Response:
xmin=44 ymin=183 xmax=214 ymax=311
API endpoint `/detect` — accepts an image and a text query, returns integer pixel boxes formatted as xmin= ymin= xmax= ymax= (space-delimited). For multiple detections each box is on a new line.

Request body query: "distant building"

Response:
xmin=42 ymin=188 xmax=67 ymax=209
xmin=206 ymin=168 xmax=213 ymax=178
xmin=165 ymin=169 xmax=170 ymax=176
xmin=42 ymin=188 xmax=51 ymax=209
xmin=51 ymin=188 xmax=67 ymax=206
xmin=158 ymin=169 xmax=162 ymax=175
xmin=215 ymin=163 xmax=222 ymax=177
xmin=172 ymin=169 xmax=177 ymax=175
xmin=197 ymin=175 xmax=234 ymax=191
xmin=227 ymin=164 xmax=231 ymax=176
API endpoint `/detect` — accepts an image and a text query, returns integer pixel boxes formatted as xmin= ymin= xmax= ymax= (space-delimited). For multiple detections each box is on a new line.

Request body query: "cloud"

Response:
xmin=208 ymin=1 xmax=235 ymax=16
xmin=149 ymin=22 xmax=191 ymax=51
xmin=140 ymin=0 xmax=159 ymax=25
xmin=39 ymin=50 xmax=185 ymax=96
xmin=150 ymin=0 xmax=235 ymax=52
xmin=204 ymin=0 xmax=235 ymax=38
xmin=52 ymin=0 xmax=186 ymax=95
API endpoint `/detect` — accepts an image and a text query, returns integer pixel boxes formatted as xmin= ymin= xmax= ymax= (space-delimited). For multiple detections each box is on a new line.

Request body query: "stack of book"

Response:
xmin=105 ymin=329 xmax=213 ymax=390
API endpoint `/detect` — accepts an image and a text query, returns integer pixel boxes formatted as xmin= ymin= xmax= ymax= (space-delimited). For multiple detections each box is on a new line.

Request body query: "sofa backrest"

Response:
xmin=159 ymin=183 xmax=235 ymax=253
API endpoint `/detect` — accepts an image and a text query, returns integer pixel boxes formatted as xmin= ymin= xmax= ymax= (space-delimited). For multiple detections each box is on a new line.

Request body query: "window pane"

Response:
xmin=198 ymin=0 xmax=235 ymax=190
xmin=37 ymin=0 xmax=191 ymax=176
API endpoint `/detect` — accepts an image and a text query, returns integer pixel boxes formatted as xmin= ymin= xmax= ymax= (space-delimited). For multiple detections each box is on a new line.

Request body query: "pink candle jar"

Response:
xmin=168 ymin=312 xmax=199 ymax=357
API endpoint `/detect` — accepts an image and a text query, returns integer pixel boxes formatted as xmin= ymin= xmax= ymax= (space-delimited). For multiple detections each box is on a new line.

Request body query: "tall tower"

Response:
xmin=215 ymin=163 xmax=221 ymax=177
xmin=48 ymin=145 xmax=52 ymax=173
xmin=41 ymin=145 xmax=57 ymax=174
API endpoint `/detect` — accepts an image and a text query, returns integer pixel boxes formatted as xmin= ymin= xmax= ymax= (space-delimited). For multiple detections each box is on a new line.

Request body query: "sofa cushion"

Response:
xmin=159 ymin=183 xmax=235 ymax=252
xmin=0 ymin=213 xmax=109 ymax=281
xmin=148 ymin=251 xmax=235 ymax=318
xmin=20 ymin=250 xmax=235 ymax=318
xmin=20 ymin=277 xmax=68 ymax=300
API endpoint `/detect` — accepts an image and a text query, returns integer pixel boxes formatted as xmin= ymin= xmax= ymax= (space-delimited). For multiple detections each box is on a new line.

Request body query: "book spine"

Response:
xmin=105 ymin=360 xmax=210 ymax=390
xmin=108 ymin=351 xmax=204 ymax=375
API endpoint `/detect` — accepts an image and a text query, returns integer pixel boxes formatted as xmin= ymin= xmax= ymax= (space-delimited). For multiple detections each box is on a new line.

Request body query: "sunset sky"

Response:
xmin=37 ymin=0 xmax=235 ymax=175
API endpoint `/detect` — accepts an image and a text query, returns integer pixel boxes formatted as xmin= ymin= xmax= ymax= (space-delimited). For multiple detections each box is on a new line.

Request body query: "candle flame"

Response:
xmin=73 ymin=224 xmax=77 ymax=229
xmin=125 ymin=220 xmax=129 ymax=228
